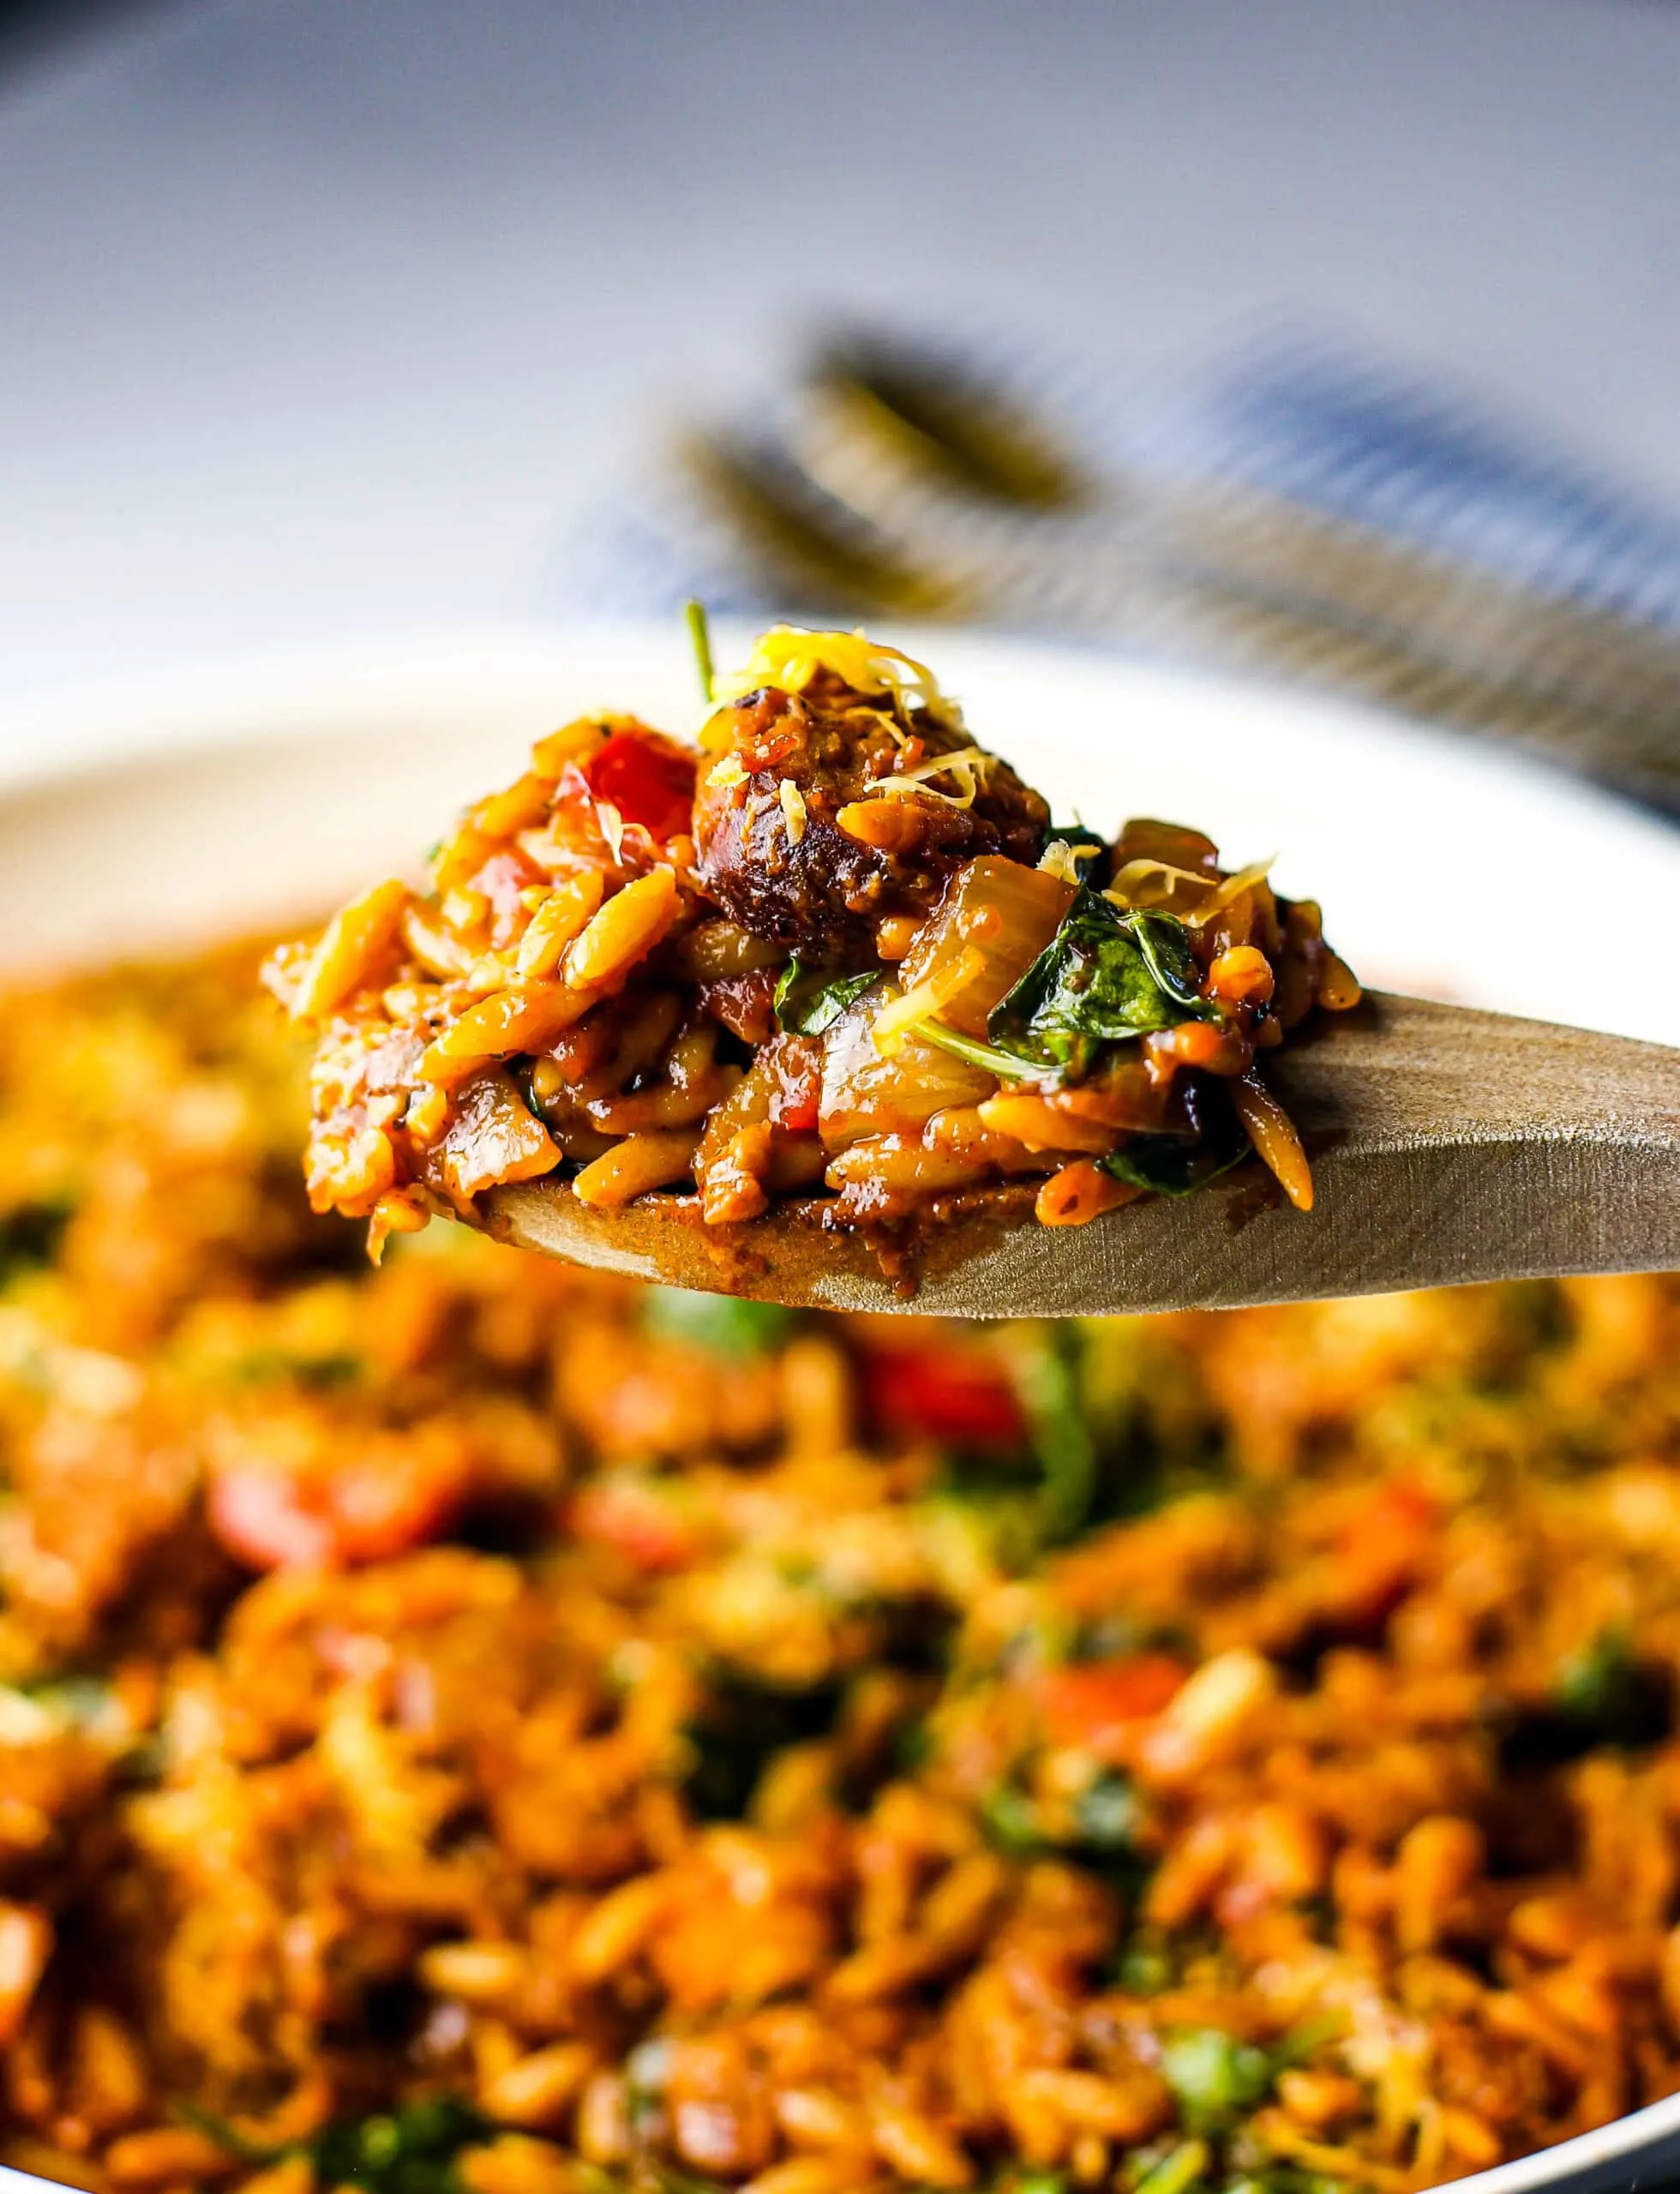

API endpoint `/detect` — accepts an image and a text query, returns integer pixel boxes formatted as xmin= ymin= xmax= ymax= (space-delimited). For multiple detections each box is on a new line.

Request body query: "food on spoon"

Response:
xmin=269 ymin=625 xmax=1360 ymax=1261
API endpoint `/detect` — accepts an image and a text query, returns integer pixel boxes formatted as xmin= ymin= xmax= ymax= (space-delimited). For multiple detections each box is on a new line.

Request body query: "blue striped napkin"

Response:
xmin=560 ymin=327 xmax=1680 ymax=641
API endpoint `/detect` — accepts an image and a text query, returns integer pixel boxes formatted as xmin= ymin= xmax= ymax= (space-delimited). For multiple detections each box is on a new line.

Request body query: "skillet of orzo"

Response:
xmin=5 ymin=634 xmax=1680 ymax=2194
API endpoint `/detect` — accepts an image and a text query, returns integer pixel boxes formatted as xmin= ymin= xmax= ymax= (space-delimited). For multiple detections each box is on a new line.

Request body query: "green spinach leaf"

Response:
xmin=988 ymin=890 xmax=1211 ymax=1079
xmin=1132 ymin=2141 xmax=1211 ymax=2194
xmin=773 ymin=961 xmax=878 ymax=1035
xmin=1098 ymin=1135 xmax=1250 ymax=1200
xmin=915 ymin=1019 xmax=1042 ymax=1081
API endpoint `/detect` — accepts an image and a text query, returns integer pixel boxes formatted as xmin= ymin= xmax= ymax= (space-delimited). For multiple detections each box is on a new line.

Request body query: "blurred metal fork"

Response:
xmin=672 ymin=333 xmax=1680 ymax=812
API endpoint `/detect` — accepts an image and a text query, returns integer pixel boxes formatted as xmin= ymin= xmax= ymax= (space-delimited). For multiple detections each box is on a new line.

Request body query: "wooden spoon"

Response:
xmin=483 ymin=993 xmax=1680 ymax=1317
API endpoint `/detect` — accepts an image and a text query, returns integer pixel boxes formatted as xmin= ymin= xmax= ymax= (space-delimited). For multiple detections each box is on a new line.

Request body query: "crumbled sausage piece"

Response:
xmin=693 ymin=683 xmax=1048 ymax=964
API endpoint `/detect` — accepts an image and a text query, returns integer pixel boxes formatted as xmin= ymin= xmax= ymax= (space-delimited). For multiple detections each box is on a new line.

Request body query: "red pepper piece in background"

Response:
xmin=861 ymin=1344 xmax=1029 ymax=1449
xmin=1329 ymin=1478 xmax=1441 ymax=1628
xmin=1037 ymin=1655 xmax=1190 ymax=1751
xmin=568 ymin=1477 xmax=696 ymax=1573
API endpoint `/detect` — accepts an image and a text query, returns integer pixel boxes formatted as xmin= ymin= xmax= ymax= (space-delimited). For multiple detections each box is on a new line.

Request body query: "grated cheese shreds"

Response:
xmin=711 ymin=626 xmax=963 ymax=729
xmin=863 ymin=745 xmax=996 ymax=810
xmin=1187 ymin=854 xmax=1275 ymax=928
xmin=778 ymin=779 xmax=808 ymax=844
xmin=1038 ymin=839 xmax=1087 ymax=886
xmin=705 ymin=754 xmax=748 ymax=790
xmin=1107 ymin=857 xmax=1221 ymax=910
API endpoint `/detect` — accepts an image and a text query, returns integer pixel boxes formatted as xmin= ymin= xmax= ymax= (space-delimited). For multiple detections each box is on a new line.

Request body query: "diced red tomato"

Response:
xmin=1037 ymin=1655 xmax=1189 ymax=1751
xmin=581 ymin=729 xmax=697 ymax=842
xmin=568 ymin=1478 xmax=696 ymax=1573
xmin=861 ymin=1346 xmax=1028 ymax=1449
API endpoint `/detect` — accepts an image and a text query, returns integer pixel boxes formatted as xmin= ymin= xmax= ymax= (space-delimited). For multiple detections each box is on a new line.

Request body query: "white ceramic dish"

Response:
xmin=2 ymin=626 xmax=1679 ymax=2194
xmin=3 ymin=622 xmax=1679 ymax=1049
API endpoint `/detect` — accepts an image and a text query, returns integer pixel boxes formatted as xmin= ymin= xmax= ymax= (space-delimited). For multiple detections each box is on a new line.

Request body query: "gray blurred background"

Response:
xmin=3 ymin=0 xmax=1680 ymax=713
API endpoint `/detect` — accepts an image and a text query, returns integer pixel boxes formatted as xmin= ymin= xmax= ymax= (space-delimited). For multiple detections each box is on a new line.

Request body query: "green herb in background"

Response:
xmin=979 ymin=1765 xmax=1144 ymax=1876
xmin=0 ymin=1196 xmax=75 ymax=1284
xmin=978 ymin=1778 xmax=1046 ymax=1857
xmin=1000 ymin=2173 xmax=1071 ymax=2194
xmin=1160 ymin=2029 xmax=1280 ymax=2136
xmin=224 ymin=1347 xmax=363 ymax=1390
xmin=1556 ymin=1627 xmax=1635 ymax=1717
xmin=773 ymin=961 xmax=878 ymax=1035
xmin=1071 ymin=1767 xmax=1142 ymax=1850
xmin=1131 ymin=2139 xmax=1211 ymax=2194
xmin=1011 ymin=1322 xmax=1097 ymax=1542
xmin=642 ymin=1286 xmax=801 ymax=1358
xmin=681 ymin=1671 xmax=843 ymax=1820
xmin=181 ymin=2097 xmax=490 ymax=2194
xmin=1160 ymin=2018 xmax=1342 ymax=2143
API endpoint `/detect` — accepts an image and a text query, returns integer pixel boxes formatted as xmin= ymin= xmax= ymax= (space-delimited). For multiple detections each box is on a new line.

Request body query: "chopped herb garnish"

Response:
xmin=685 ymin=598 xmax=716 ymax=702
xmin=225 ymin=1347 xmax=363 ymax=1390
xmin=773 ymin=960 xmax=878 ymax=1035
xmin=1557 ymin=1627 xmax=1635 ymax=1717
xmin=682 ymin=1672 xmax=844 ymax=1820
xmin=980 ymin=1765 xmax=1143 ymax=1867
xmin=1005 ymin=2173 xmax=1071 ymax=2194
xmin=979 ymin=1779 xmax=1044 ymax=1856
xmin=1115 ymin=1933 xmax=1174 ymax=1996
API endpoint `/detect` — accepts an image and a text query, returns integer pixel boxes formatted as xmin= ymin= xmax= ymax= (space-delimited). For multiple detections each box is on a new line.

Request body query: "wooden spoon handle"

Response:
xmin=487 ymin=995 xmax=1680 ymax=1317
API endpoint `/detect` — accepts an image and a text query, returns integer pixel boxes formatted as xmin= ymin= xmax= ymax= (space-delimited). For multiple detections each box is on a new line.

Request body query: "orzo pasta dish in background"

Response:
xmin=3 ymin=934 xmax=1680 ymax=2194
